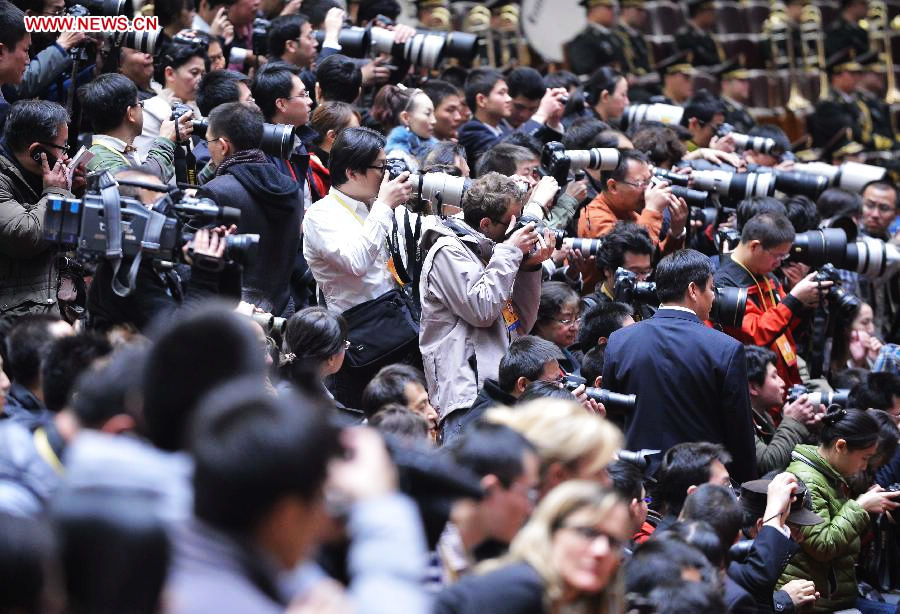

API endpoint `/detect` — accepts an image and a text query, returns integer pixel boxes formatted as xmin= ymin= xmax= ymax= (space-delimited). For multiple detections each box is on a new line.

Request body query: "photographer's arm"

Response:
xmin=0 ymin=177 xmax=72 ymax=257
xmin=303 ymin=201 xmax=394 ymax=277
xmin=13 ymin=42 xmax=72 ymax=99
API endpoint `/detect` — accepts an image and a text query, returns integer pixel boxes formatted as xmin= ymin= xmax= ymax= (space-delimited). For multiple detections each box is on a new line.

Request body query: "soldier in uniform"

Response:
xmin=809 ymin=49 xmax=872 ymax=158
xmin=615 ymin=0 xmax=659 ymax=101
xmin=857 ymin=50 xmax=897 ymax=150
xmin=824 ymin=0 xmax=870 ymax=60
xmin=652 ymin=53 xmax=695 ymax=105
xmin=716 ymin=60 xmax=756 ymax=133
xmin=565 ymin=0 xmax=627 ymax=76
xmin=414 ymin=0 xmax=451 ymax=30
xmin=675 ymin=0 xmax=725 ymax=67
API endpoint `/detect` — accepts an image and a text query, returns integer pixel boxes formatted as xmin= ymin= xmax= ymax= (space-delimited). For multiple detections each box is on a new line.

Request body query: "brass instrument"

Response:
xmin=423 ymin=7 xmax=451 ymax=31
xmin=801 ymin=4 xmax=828 ymax=101
xmin=764 ymin=4 xmax=812 ymax=113
xmin=863 ymin=0 xmax=900 ymax=105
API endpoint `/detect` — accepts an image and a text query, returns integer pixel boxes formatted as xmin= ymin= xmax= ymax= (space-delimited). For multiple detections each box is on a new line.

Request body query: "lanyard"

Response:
xmin=733 ymin=257 xmax=777 ymax=310
xmin=93 ymin=142 xmax=131 ymax=166
xmin=331 ymin=192 xmax=364 ymax=225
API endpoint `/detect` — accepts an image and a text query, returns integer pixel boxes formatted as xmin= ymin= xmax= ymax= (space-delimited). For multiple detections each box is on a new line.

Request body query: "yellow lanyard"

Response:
xmin=733 ymin=257 xmax=777 ymax=311
xmin=93 ymin=142 xmax=132 ymax=166
xmin=331 ymin=192 xmax=364 ymax=225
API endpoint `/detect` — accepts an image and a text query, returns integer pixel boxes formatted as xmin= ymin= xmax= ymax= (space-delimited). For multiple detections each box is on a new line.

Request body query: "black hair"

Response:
xmin=543 ymin=70 xmax=579 ymax=91
xmin=785 ymin=195 xmax=820 ymax=233
xmin=747 ymin=124 xmax=790 ymax=156
xmin=596 ymin=221 xmax=654 ymax=275
xmin=422 ymin=140 xmax=466 ymax=168
xmin=643 ymin=581 xmax=727 ymax=614
xmin=562 ymin=118 xmax=610 ymax=149
xmin=280 ymin=306 xmax=347 ymax=399
xmin=831 ymin=367 xmax=869 ymax=391
xmin=819 ymin=407 xmax=880 ymax=450
xmin=329 ymin=126 xmax=385 ymax=186
xmin=52 ymin=490 xmax=169 ymax=614
xmin=143 ymin=305 xmax=267 ymax=452
xmin=517 ymin=380 xmax=575 ymax=404
xmin=607 ymin=458 xmax=643 ymax=502
xmin=191 ymin=381 xmax=342 ymax=534
xmin=739 ymin=212 xmax=795 ymax=249
xmin=315 ymin=54 xmax=363 ymax=103
xmin=0 ymin=512 xmax=54 ymax=614
xmin=461 ymin=171 xmax=521 ymax=228
xmin=475 ymin=142 xmax=535 ymax=177
xmin=577 ymin=301 xmax=634 ymax=350
xmin=867 ymin=409 xmax=900 ymax=467
xmin=360 ymin=363 xmax=427 ymax=419
xmin=506 ymin=67 xmax=546 ymax=101
xmin=0 ymin=0 xmax=26 ymax=55
xmin=2 ymin=99 xmax=69 ymax=154
xmin=438 ymin=64 xmax=468 ymax=89
xmin=357 ymin=0 xmax=400 ymax=22
xmin=626 ymin=536 xmax=717 ymax=594
xmin=154 ymin=0 xmax=191 ymax=27
xmin=533 ymin=282 xmax=580 ymax=336
xmin=4 ymin=314 xmax=62 ymax=387
xmin=207 ymin=101 xmax=264 ymax=152
xmin=78 ymin=73 xmax=138 ymax=134
xmin=655 ymin=249 xmax=714 ymax=304
xmin=743 ymin=345 xmax=776 ymax=387
xmin=154 ymin=41 xmax=206 ymax=85
xmin=300 ymin=0 xmax=341 ymax=27
xmin=464 ymin=67 xmax=504 ymax=111
xmin=251 ymin=61 xmax=301 ymax=122
xmin=850 ymin=372 xmax=900 ymax=412
xmin=658 ymin=520 xmax=727 ymax=571
xmin=421 ymin=79 xmax=462 ymax=109
xmin=654 ymin=441 xmax=732 ymax=516
xmin=862 ymin=181 xmax=898 ymax=210
xmin=196 ymin=69 xmax=250 ymax=116
xmin=71 ymin=346 xmax=147 ymax=430
xmin=370 ymin=84 xmax=416 ymax=133
xmin=631 ymin=124 xmax=687 ymax=168
xmin=501 ymin=131 xmax=543 ymax=159
xmin=267 ymin=13 xmax=308 ymax=58
xmin=40 ymin=333 xmax=113 ymax=413
xmin=580 ymin=345 xmax=605 ymax=387
xmin=584 ymin=67 xmax=623 ymax=107
xmin=368 ymin=404 xmax=429 ymax=441
xmin=600 ymin=149 xmax=648 ymax=192
xmin=680 ymin=485 xmax=743 ymax=561
xmin=445 ymin=421 xmax=535 ymax=486
xmin=310 ymin=100 xmax=359 ymax=145
xmin=817 ymin=188 xmax=862 ymax=220
xmin=498 ymin=335 xmax=564 ymax=394
xmin=680 ymin=89 xmax=724 ymax=127
xmin=735 ymin=196 xmax=787 ymax=232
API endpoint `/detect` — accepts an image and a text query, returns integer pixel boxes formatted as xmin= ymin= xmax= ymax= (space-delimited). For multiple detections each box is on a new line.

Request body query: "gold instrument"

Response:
xmin=463 ymin=5 xmax=492 ymax=66
xmin=863 ymin=0 xmax=900 ymax=104
xmin=801 ymin=4 xmax=828 ymax=101
xmin=423 ymin=7 xmax=451 ymax=31
xmin=764 ymin=4 xmax=812 ymax=113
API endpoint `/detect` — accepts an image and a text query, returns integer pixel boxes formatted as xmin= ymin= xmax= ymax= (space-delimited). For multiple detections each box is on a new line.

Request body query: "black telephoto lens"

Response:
xmin=709 ymin=286 xmax=748 ymax=327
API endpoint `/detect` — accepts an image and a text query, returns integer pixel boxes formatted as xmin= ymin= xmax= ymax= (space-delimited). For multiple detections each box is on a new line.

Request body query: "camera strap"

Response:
xmin=388 ymin=208 xmax=422 ymax=288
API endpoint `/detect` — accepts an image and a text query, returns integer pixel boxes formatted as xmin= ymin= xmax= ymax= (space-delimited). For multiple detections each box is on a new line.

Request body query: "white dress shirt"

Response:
xmin=303 ymin=187 xmax=396 ymax=313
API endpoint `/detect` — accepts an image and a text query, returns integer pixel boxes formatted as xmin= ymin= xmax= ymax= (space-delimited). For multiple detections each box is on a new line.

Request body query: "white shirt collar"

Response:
xmin=91 ymin=134 xmax=129 ymax=153
xmin=658 ymin=304 xmax=699 ymax=316
xmin=330 ymin=186 xmax=369 ymax=216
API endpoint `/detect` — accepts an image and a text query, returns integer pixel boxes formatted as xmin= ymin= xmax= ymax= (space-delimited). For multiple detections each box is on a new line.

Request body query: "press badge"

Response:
xmin=774 ymin=334 xmax=797 ymax=367
xmin=501 ymin=299 xmax=521 ymax=333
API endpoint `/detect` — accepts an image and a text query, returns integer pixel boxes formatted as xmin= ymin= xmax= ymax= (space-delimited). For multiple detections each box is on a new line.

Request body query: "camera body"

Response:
xmin=614 ymin=267 xmax=657 ymax=305
xmin=385 ymin=158 xmax=471 ymax=208
xmin=787 ymin=384 xmax=850 ymax=408
xmin=252 ymin=17 xmax=271 ymax=57
xmin=716 ymin=123 xmax=783 ymax=157
xmin=541 ymin=141 xmax=620 ymax=186
xmin=814 ymin=263 xmax=861 ymax=318
xmin=507 ymin=214 xmax=566 ymax=250
xmin=560 ymin=374 xmax=638 ymax=412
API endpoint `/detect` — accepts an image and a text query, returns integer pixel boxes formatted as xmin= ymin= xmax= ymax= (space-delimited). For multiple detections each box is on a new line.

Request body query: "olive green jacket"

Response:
xmin=776 ymin=444 xmax=870 ymax=612
xmin=753 ymin=409 xmax=812 ymax=475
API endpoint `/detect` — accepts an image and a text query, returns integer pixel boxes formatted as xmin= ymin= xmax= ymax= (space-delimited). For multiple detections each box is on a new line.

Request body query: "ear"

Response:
xmin=593 ymin=375 xmax=602 ymax=387
xmin=544 ymin=461 xmax=570 ymax=493
xmin=399 ymin=109 xmax=410 ymax=126
xmin=478 ymin=217 xmax=492 ymax=234
xmin=314 ymin=81 xmax=322 ymax=101
xmin=748 ymin=382 xmax=761 ymax=398
xmin=515 ymin=376 xmax=529 ymax=395
xmin=835 ymin=438 xmax=848 ymax=454
xmin=686 ymin=484 xmax=698 ymax=496
xmin=475 ymin=92 xmax=487 ymax=109
xmin=325 ymin=128 xmax=336 ymax=143
xmin=600 ymin=89 xmax=610 ymax=103
xmin=688 ymin=117 xmax=700 ymax=132
xmin=597 ymin=336 xmax=608 ymax=348
xmin=606 ymin=177 xmax=616 ymax=193
xmin=275 ymin=96 xmax=288 ymax=114
xmin=755 ymin=517 xmax=764 ymax=534
xmin=481 ymin=474 xmax=501 ymax=496
xmin=164 ymin=65 xmax=175 ymax=83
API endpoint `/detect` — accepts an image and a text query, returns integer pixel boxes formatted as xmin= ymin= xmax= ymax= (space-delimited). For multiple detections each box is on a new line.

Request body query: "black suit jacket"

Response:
xmin=602 ymin=308 xmax=757 ymax=482
xmin=728 ymin=527 xmax=800 ymax=614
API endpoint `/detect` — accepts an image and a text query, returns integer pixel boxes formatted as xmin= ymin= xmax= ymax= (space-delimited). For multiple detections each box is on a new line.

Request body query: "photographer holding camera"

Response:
xmin=0 ymin=100 xmax=77 ymax=317
xmin=582 ymin=221 xmax=656 ymax=320
xmin=86 ymin=167 xmax=240 ymax=331
xmin=197 ymin=102 xmax=301 ymax=316
xmin=714 ymin=212 xmax=832 ymax=388
xmin=418 ymin=172 xmax=552 ymax=442
xmin=80 ymin=74 xmax=193 ymax=182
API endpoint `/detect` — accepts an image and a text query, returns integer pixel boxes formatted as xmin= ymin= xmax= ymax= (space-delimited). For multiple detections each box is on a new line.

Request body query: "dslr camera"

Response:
xmin=561 ymin=374 xmax=638 ymax=412
xmin=787 ymin=384 xmax=850 ymax=408
xmin=541 ymin=141 xmax=620 ymax=186
xmin=813 ymin=264 xmax=861 ymax=318
xmin=385 ymin=159 xmax=471 ymax=208
xmin=716 ymin=123 xmax=784 ymax=157
xmin=614 ymin=268 xmax=657 ymax=305
xmin=183 ymin=109 xmax=297 ymax=159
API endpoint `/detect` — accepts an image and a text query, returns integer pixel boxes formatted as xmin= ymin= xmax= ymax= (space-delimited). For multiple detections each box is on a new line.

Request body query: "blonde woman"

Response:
xmin=434 ymin=481 xmax=629 ymax=614
xmin=486 ymin=399 xmax=623 ymax=498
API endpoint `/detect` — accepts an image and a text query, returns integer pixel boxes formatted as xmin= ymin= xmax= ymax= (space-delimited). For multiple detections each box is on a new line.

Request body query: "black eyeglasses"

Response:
xmin=130 ymin=100 xmax=145 ymax=109
xmin=368 ymin=161 xmax=388 ymax=173
xmin=38 ymin=142 xmax=71 ymax=155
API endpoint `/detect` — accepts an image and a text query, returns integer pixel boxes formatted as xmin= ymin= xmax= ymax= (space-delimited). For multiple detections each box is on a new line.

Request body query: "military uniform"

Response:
xmin=675 ymin=22 xmax=724 ymax=67
xmin=810 ymin=90 xmax=870 ymax=151
xmin=824 ymin=16 xmax=870 ymax=62
xmin=722 ymin=96 xmax=755 ymax=133
xmin=858 ymin=88 xmax=896 ymax=150
xmin=566 ymin=22 xmax=627 ymax=75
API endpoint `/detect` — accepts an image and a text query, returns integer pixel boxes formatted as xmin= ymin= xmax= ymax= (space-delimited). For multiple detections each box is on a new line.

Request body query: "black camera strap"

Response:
xmin=388 ymin=208 xmax=422 ymax=287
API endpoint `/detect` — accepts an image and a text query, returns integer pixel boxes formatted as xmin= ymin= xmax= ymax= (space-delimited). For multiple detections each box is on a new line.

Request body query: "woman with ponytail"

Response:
xmin=776 ymin=408 xmax=900 ymax=613
xmin=278 ymin=307 xmax=349 ymax=403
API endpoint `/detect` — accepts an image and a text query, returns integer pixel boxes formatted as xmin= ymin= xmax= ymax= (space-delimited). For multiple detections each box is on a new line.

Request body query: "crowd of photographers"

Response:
xmin=2 ymin=0 xmax=900 ymax=612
